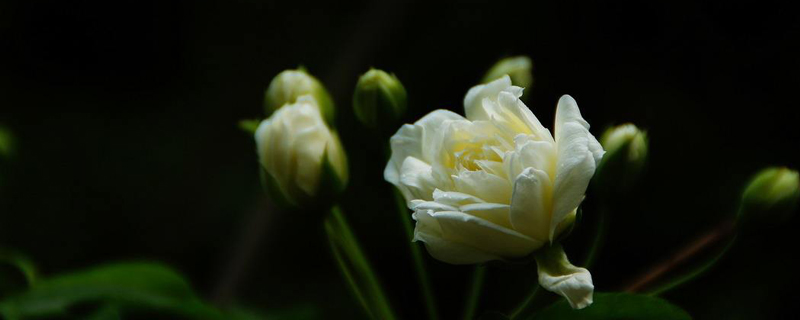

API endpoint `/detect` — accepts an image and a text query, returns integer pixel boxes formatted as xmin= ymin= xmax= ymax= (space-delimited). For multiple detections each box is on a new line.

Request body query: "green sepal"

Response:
xmin=237 ymin=119 xmax=261 ymax=135
xmin=259 ymin=166 xmax=296 ymax=209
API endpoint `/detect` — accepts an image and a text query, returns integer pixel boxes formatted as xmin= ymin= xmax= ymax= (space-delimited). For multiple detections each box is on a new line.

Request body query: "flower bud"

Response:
xmin=482 ymin=56 xmax=533 ymax=89
xmin=353 ymin=69 xmax=407 ymax=130
xmin=0 ymin=126 xmax=13 ymax=160
xmin=255 ymin=95 xmax=348 ymax=207
xmin=264 ymin=68 xmax=335 ymax=125
xmin=593 ymin=124 xmax=648 ymax=195
xmin=739 ymin=167 xmax=799 ymax=225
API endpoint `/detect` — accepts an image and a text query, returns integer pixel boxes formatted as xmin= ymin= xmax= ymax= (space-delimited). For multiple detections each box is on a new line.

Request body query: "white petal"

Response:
xmin=397 ymin=157 xmax=438 ymax=204
xmin=464 ymin=76 xmax=512 ymax=120
xmin=535 ymin=244 xmax=594 ymax=309
xmin=452 ymin=170 xmax=512 ymax=204
xmin=510 ymin=168 xmax=552 ymax=241
xmin=413 ymin=230 xmax=500 ymax=264
xmin=430 ymin=210 xmax=543 ymax=259
xmin=551 ymin=95 xmax=603 ymax=241
xmin=459 ymin=203 xmax=511 ymax=228
xmin=385 ymin=110 xmax=464 ymax=203
xmin=432 ymin=189 xmax=485 ymax=206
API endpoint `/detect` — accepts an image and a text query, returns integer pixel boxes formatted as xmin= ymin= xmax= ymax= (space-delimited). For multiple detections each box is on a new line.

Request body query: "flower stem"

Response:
xmin=508 ymin=285 xmax=540 ymax=319
xmin=582 ymin=206 xmax=608 ymax=269
xmin=394 ymin=189 xmax=440 ymax=320
xmin=325 ymin=205 xmax=396 ymax=320
xmin=623 ymin=219 xmax=736 ymax=294
xmin=462 ymin=265 xmax=487 ymax=320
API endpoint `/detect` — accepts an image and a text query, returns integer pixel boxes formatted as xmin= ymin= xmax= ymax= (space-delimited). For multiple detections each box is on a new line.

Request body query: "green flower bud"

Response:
xmin=264 ymin=68 xmax=335 ymax=125
xmin=593 ymin=124 xmax=649 ymax=195
xmin=482 ymin=56 xmax=533 ymax=89
xmin=0 ymin=126 xmax=13 ymax=160
xmin=352 ymin=69 xmax=407 ymax=130
xmin=739 ymin=167 xmax=799 ymax=225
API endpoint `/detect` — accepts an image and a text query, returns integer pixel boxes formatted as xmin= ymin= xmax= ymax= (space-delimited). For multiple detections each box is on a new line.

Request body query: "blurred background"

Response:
xmin=1 ymin=0 xmax=798 ymax=319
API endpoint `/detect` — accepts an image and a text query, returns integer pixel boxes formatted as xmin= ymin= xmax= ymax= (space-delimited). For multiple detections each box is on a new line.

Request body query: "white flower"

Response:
xmin=384 ymin=76 xmax=603 ymax=308
xmin=255 ymin=95 xmax=348 ymax=206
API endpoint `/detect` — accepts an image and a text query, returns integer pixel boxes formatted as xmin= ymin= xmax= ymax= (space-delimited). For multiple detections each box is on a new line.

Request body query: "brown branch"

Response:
xmin=623 ymin=219 xmax=736 ymax=293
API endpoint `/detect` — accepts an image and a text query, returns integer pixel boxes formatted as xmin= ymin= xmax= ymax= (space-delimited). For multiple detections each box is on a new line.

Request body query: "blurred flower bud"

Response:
xmin=739 ymin=167 xmax=799 ymax=225
xmin=264 ymin=68 xmax=336 ymax=125
xmin=0 ymin=126 xmax=13 ymax=160
xmin=255 ymin=95 xmax=348 ymax=207
xmin=482 ymin=56 xmax=533 ymax=89
xmin=593 ymin=124 xmax=648 ymax=194
xmin=353 ymin=69 xmax=407 ymax=130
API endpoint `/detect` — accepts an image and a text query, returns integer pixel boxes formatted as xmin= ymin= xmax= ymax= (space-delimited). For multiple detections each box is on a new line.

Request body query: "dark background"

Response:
xmin=1 ymin=0 xmax=798 ymax=319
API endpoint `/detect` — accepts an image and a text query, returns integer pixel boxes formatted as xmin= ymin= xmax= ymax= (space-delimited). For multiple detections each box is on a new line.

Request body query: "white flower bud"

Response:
xmin=595 ymin=124 xmax=648 ymax=193
xmin=255 ymin=95 xmax=348 ymax=207
xmin=482 ymin=56 xmax=533 ymax=89
xmin=264 ymin=69 xmax=335 ymax=125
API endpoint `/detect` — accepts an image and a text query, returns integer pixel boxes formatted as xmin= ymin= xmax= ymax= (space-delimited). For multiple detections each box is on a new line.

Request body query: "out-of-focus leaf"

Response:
xmin=479 ymin=310 xmax=511 ymax=320
xmin=0 ymin=250 xmax=38 ymax=299
xmin=0 ymin=262 xmax=223 ymax=319
xmin=533 ymin=292 xmax=691 ymax=320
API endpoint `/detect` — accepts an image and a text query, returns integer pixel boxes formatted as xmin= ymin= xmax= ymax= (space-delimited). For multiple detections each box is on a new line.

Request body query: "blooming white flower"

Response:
xmin=256 ymin=95 xmax=348 ymax=206
xmin=384 ymin=76 xmax=603 ymax=308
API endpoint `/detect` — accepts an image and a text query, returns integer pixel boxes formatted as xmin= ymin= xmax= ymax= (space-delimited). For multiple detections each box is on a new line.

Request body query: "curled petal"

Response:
xmin=535 ymin=244 xmax=594 ymax=309
xmin=551 ymin=95 xmax=603 ymax=241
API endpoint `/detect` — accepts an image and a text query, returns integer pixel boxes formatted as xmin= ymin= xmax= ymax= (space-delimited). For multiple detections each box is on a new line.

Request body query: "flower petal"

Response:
xmin=464 ymin=76 xmax=513 ymax=121
xmin=551 ymin=95 xmax=603 ymax=241
xmin=385 ymin=110 xmax=465 ymax=204
xmin=452 ymin=170 xmax=512 ymax=204
xmin=510 ymin=167 xmax=552 ymax=242
xmin=535 ymin=244 xmax=594 ymax=309
xmin=429 ymin=210 xmax=543 ymax=260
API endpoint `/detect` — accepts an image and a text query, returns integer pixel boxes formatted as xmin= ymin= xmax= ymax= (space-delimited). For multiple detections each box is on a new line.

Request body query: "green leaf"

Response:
xmin=0 ymin=249 xmax=38 ymax=299
xmin=0 ymin=262 xmax=223 ymax=319
xmin=533 ymin=292 xmax=691 ymax=320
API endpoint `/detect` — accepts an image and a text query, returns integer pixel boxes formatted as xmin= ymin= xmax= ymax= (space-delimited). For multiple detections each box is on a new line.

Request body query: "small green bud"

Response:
xmin=264 ymin=68 xmax=335 ymax=125
xmin=0 ymin=126 xmax=13 ymax=160
xmin=593 ymin=124 xmax=649 ymax=195
xmin=739 ymin=167 xmax=799 ymax=225
xmin=353 ymin=69 xmax=407 ymax=130
xmin=482 ymin=56 xmax=533 ymax=89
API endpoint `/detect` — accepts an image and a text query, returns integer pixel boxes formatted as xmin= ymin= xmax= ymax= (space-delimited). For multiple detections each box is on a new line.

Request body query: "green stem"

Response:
xmin=325 ymin=206 xmax=396 ymax=320
xmin=394 ymin=190 xmax=440 ymax=320
xmin=508 ymin=285 xmax=540 ymax=320
xmin=462 ymin=265 xmax=487 ymax=320
xmin=582 ymin=206 xmax=608 ymax=269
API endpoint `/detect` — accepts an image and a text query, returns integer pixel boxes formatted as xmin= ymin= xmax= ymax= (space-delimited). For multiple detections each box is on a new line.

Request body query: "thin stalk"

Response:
xmin=646 ymin=235 xmax=737 ymax=296
xmin=508 ymin=285 xmax=540 ymax=320
xmin=325 ymin=206 xmax=396 ymax=320
xmin=624 ymin=219 xmax=736 ymax=294
xmin=462 ymin=265 xmax=487 ymax=320
xmin=394 ymin=190 xmax=439 ymax=320
xmin=582 ymin=206 xmax=607 ymax=269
